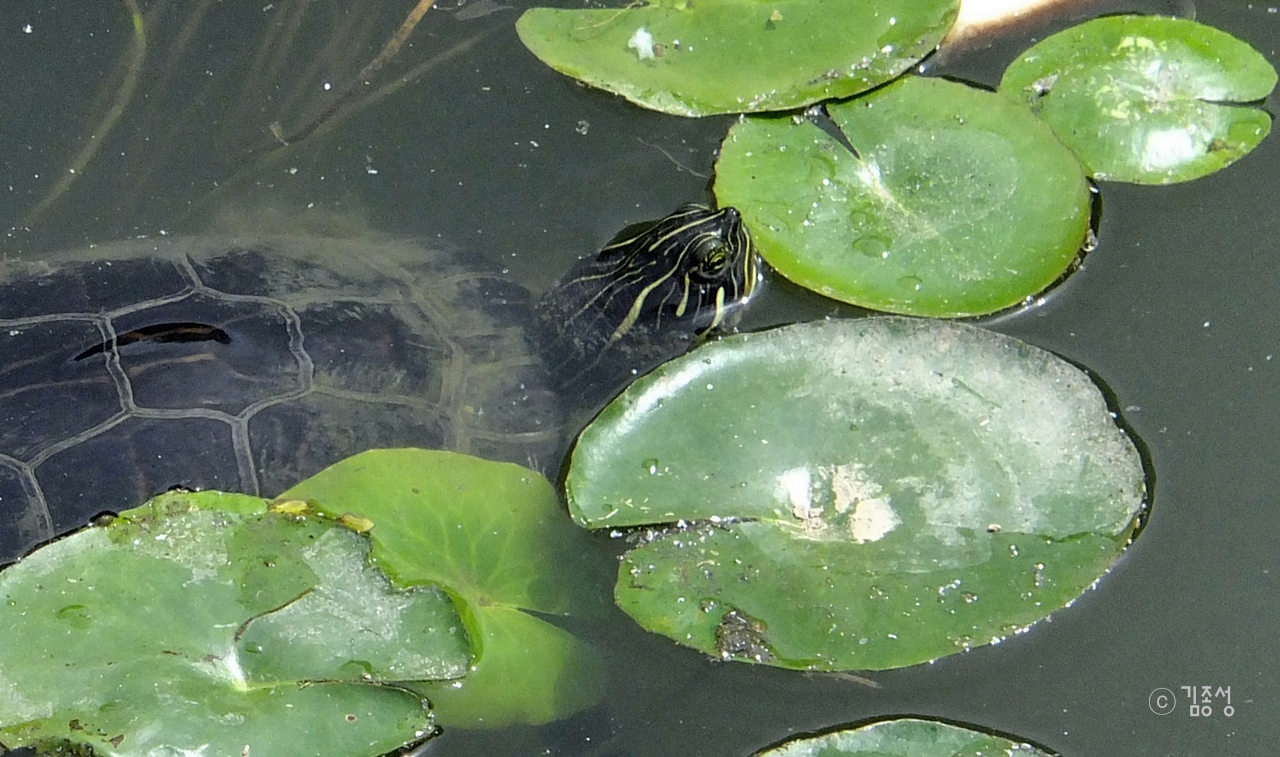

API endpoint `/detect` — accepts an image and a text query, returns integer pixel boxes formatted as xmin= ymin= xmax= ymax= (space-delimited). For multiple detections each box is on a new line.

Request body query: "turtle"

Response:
xmin=0 ymin=204 xmax=756 ymax=565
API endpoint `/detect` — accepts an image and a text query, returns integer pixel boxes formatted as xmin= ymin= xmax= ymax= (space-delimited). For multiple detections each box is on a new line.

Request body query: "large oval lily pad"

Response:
xmin=516 ymin=0 xmax=959 ymax=117
xmin=0 ymin=491 xmax=453 ymax=757
xmin=568 ymin=318 xmax=1146 ymax=670
xmin=280 ymin=449 xmax=605 ymax=728
xmin=714 ymin=76 xmax=1091 ymax=317
xmin=999 ymin=15 xmax=1277 ymax=184
xmin=755 ymin=717 xmax=1054 ymax=756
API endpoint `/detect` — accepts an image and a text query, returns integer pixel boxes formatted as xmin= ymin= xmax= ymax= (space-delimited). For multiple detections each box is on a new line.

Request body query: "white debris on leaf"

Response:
xmin=777 ymin=467 xmax=812 ymax=518
xmin=777 ymin=467 xmax=827 ymax=535
xmin=628 ymin=27 xmax=656 ymax=60
xmin=824 ymin=463 xmax=880 ymax=514
xmin=849 ymin=496 xmax=899 ymax=543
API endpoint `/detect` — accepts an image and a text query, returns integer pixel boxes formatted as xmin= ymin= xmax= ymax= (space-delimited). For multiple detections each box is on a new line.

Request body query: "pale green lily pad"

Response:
xmin=234 ymin=522 xmax=469 ymax=685
xmin=714 ymin=76 xmax=1091 ymax=317
xmin=568 ymin=318 xmax=1146 ymax=670
xmin=409 ymin=605 xmax=606 ymax=729
xmin=755 ymin=717 xmax=1054 ymax=756
xmin=516 ymin=0 xmax=959 ymax=117
xmin=999 ymin=15 xmax=1277 ymax=184
xmin=280 ymin=449 xmax=604 ymax=728
xmin=0 ymin=490 xmax=457 ymax=757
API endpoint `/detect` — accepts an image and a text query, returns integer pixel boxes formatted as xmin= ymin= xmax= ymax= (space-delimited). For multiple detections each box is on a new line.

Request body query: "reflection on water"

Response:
xmin=4 ymin=0 xmax=489 ymax=254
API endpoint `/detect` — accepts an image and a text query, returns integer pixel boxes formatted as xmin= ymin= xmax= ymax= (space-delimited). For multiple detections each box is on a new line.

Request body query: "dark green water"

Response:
xmin=1 ymin=1 xmax=1277 ymax=755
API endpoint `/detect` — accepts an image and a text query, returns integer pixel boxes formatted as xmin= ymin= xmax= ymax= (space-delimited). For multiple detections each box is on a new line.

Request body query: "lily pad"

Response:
xmin=714 ymin=76 xmax=1091 ymax=317
xmin=754 ymin=717 xmax=1054 ymax=756
xmin=0 ymin=490 xmax=456 ymax=757
xmin=408 ymin=605 xmax=606 ymax=729
xmin=280 ymin=449 xmax=605 ymax=727
xmin=999 ymin=15 xmax=1277 ymax=184
xmin=568 ymin=318 xmax=1146 ymax=670
xmin=516 ymin=0 xmax=959 ymax=117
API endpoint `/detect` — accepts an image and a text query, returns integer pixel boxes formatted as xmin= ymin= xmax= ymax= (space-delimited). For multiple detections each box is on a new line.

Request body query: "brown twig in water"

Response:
xmin=274 ymin=5 xmax=384 ymax=131
xmin=270 ymin=0 xmax=438 ymax=148
xmin=347 ymin=31 xmax=488 ymax=123
xmin=24 ymin=0 xmax=147 ymax=225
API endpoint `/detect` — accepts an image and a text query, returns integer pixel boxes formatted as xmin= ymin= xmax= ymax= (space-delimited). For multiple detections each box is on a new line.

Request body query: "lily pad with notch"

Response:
xmin=279 ymin=449 xmax=606 ymax=728
xmin=0 ymin=490 xmax=459 ymax=757
xmin=714 ymin=76 xmax=1092 ymax=317
xmin=999 ymin=15 xmax=1277 ymax=184
xmin=567 ymin=317 xmax=1147 ymax=670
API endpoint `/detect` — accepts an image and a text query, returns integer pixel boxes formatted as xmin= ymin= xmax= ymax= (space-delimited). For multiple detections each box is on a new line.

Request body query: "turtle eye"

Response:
xmin=692 ymin=242 xmax=729 ymax=281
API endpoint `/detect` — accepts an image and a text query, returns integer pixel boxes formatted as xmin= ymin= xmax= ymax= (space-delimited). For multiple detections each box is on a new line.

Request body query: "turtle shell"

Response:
xmin=0 ymin=236 xmax=560 ymax=564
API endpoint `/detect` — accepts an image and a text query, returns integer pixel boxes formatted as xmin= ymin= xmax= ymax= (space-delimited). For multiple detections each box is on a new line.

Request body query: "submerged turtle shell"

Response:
xmin=0 ymin=236 xmax=559 ymax=564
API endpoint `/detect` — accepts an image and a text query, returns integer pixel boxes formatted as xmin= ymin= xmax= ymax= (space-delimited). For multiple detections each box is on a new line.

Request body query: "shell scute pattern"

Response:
xmin=0 ymin=256 xmax=190 ymax=319
xmin=0 ymin=237 xmax=559 ymax=564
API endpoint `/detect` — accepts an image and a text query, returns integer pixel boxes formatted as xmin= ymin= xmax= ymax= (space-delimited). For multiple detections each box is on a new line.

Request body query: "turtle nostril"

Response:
xmin=73 ymin=322 xmax=232 ymax=362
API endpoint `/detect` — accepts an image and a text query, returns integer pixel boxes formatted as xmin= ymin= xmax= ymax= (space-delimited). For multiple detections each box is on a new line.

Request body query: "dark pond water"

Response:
xmin=1 ymin=1 xmax=1277 ymax=755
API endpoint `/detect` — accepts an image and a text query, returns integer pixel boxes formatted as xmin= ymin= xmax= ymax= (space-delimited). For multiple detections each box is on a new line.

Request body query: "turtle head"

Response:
xmin=535 ymin=204 xmax=758 ymax=404
xmin=594 ymin=203 xmax=758 ymax=340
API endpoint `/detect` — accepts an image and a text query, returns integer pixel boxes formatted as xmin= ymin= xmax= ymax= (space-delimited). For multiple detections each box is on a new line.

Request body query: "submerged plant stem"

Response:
xmin=183 ymin=31 xmax=486 ymax=226
xmin=271 ymin=0 xmax=439 ymax=148
xmin=24 ymin=0 xmax=146 ymax=226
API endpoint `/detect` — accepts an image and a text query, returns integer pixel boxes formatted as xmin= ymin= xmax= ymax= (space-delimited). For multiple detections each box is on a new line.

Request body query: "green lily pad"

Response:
xmin=409 ymin=605 xmax=606 ymax=729
xmin=516 ymin=0 xmax=959 ymax=117
xmin=714 ymin=76 xmax=1091 ymax=317
xmin=754 ymin=717 xmax=1054 ymax=756
xmin=999 ymin=15 xmax=1277 ymax=184
xmin=568 ymin=318 xmax=1146 ymax=670
xmin=280 ymin=449 xmax=604 ymax=727
xmin=233 ymin=520 xmax=469 ymax=685
xmin=0 ymin=490 xmax=457 ymax=756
